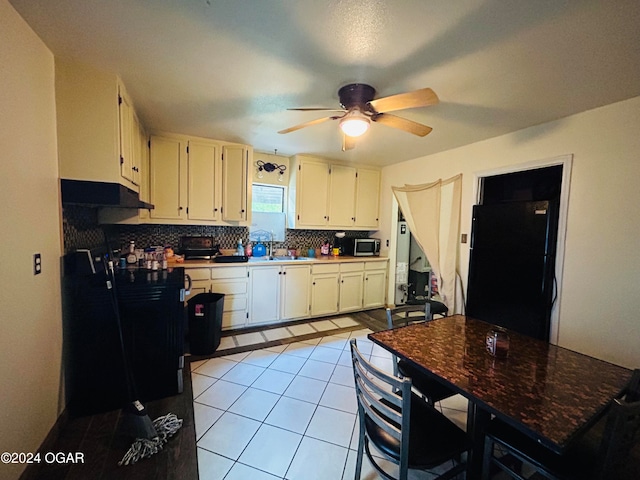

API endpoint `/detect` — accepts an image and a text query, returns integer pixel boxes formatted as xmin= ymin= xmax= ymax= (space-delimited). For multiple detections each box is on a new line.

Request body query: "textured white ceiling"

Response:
xmin=10 ymin=0 xmax=640 ymax=166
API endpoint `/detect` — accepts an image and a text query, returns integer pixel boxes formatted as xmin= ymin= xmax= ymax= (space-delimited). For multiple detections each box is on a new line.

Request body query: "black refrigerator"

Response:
xmin=465 ymin=200 xmax=558 ymax=340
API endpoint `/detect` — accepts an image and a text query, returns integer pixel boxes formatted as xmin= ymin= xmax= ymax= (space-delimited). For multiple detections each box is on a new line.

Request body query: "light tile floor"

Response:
xmin=191 ymin=326 xmax=470 ymax=480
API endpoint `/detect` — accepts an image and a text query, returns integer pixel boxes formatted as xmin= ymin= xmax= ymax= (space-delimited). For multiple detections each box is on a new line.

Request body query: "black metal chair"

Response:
xmin=481 ymin=369 xmax=640 ymax=480
xmin=350 ymin=339 xmax=471 ymax=480
xmin=385 ymin=304 xmax=456 ymax=406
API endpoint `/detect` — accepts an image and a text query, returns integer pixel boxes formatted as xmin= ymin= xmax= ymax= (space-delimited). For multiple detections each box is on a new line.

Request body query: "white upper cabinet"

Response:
xmin=56 ymin=58 xmax=141 ymax=192
xmin=149 ymin=135 xmax=186 ymax=220
xmin=329 ymin=165 xmax=357 ymax=227
xmin=296 ymin=157 xmax=331 ymax=227
xmin=354 ymin=168 xmax=381 ymax=229
xmin=143 ymin=134 xmax=251 ymax=225
xmin=288 ymin=154 xmax=380 ymax=230
xmin=222 ymin=145 xmax=250 ymax=222
xmin=188 ymin=140 xmax=220 ymax=222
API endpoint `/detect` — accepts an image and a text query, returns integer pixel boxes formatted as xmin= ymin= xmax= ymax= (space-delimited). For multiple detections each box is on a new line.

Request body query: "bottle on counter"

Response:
xmin=321 ymin=240 xmax=330 ymax=256
xmin=245 ymin=241 xmax=252 ymax=257
xmin=236 ymin=238 xmax=244 ymax=256
xmin=126 ymin=241 xmax=138 ymax=265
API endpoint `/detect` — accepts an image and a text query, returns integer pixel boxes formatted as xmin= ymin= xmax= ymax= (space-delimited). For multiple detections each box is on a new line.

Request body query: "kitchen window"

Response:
xmin=252 ymin=184 xmax=285 ymax=213
xmin=251 ymin=184 xmax=286 ymax=241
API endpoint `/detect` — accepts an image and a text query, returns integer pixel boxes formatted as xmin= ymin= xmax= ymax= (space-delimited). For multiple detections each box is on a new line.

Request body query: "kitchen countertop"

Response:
xmin=170 ymin=255 xmax=388 ymax=268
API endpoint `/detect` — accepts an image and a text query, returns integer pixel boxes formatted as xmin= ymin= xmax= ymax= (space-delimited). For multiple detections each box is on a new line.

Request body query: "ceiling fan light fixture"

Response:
xmin=339 ymin=111 xmax=370 ymax=137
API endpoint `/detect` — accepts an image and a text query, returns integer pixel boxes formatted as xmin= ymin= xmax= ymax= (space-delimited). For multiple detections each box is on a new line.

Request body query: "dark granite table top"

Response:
xmin=368 ymin=315 xmax=633 ymax=452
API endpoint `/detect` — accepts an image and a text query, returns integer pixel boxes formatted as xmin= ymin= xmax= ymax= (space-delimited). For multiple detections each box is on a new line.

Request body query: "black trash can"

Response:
xmin=188 ymin=293 xmax=224 ymax=355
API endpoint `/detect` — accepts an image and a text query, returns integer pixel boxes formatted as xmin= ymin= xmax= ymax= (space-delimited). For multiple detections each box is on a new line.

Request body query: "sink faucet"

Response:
xmin=268 ymin=230 xmax=274 ymax=259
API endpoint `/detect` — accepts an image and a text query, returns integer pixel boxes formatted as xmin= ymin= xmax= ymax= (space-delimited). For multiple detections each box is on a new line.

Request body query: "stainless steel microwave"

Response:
xmin=344 ymin=238 xmax=381 ymax=256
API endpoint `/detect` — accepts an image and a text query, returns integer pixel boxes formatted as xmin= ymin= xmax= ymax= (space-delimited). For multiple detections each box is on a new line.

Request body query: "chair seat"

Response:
xmin=397 ymin=360 xmax=456 ymax=403
xmin=486 ymin=418 xmax=603 ymax=479
xmin=405 ymin=298 xmax=448 ymax=316
xmin=365 ymin=392 xmax=471 ymax=469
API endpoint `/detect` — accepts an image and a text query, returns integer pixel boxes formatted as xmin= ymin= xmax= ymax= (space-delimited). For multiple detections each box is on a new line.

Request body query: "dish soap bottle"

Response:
xmin=236 ymin=238 xmax=244 ymax=256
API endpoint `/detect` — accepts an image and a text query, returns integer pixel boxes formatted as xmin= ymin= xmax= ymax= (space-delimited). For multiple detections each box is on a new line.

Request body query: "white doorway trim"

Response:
xmin=472 ymin=154 xmax=573 ymax=345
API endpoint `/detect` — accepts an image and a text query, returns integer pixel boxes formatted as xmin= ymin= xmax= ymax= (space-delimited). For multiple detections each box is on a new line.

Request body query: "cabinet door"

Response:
xmin=297 ymin=160 xmax=330 ymax=226
xmin=249 ymin=265 xmax=280 ymax=324
xmin=310 ymin=274 xmax=339 ymax=316
xmin=119 ymin=89 xmax=135 ymax=184
xmin=339 ymin=271 xmax=364 ymax=312
xmin=355 ymin=168 xmax=381 ymax=228
xmin=150 ymin=136 xmax=186 ymax=219
xmin=130 ymin=113 xmax=143 ymax=186
xmin=329 ymin=165 xmax=357 ymax=227
xmin=188 ymin=140 xmax=220 ymax=221
xmin=281 ymin=265 xmax=310 ymax=320
xmin=363 ymin=269 xmax=386 ymax=308
xmin=222 ymin=145 xmax=248 ymax=222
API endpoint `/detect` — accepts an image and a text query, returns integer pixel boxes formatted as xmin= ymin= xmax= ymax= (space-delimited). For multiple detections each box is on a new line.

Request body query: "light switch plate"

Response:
xmin=34 ymin=253 xmax=42 ymax=275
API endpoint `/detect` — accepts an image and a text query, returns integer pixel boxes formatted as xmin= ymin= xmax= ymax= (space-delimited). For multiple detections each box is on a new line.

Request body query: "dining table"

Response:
xmin=367 ymin=314 xmax=633 ymax=479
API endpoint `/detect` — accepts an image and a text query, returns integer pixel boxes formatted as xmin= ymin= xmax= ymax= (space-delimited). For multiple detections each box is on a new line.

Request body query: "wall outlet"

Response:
xmin=461 ymin=234 xmax=468 ymax=244
xmin=34 ymin=253 xmax=42 ymax=275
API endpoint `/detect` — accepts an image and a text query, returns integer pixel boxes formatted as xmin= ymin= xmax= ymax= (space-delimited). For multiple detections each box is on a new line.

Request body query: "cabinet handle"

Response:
xmin=241 ymin=209 xmax=245 ymax=213
xmin=179 ymin=206 xmax=183 ymax=210
xmin=352 ymin=217 xmax=355 ymax=221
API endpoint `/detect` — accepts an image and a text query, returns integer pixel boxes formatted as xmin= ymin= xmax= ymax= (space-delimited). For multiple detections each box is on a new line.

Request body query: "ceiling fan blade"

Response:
xmin=373 ymin=113 xmax=433 ymax=137
xmin=342 ymin=134 xmax=356 ymax=151
xmin=278 ymin=116 xmax=337 ymax=134
xmin=288 ymin=107 xmax=346 ymax=112
xmin=368 ymin=87 xmax=439 ymax=113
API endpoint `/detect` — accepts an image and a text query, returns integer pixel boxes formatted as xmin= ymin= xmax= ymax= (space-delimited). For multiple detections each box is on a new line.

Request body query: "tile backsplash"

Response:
xmin=62 ymin=206 xmax=372 ymax=255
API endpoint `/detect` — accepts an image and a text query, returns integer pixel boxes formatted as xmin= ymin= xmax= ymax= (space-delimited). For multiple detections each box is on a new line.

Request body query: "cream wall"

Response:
xmin=0 ymin=1 xmax=63 ymax=478
xmin=379 ymin=96 xmax=640 ymax=368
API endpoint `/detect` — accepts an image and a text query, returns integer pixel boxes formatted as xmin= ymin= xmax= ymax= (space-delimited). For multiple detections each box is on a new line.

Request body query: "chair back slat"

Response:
xmin=598 ymin=397 xmax=640 ymax=478
xmin=350 ymin=339 xmax=412 ymax=456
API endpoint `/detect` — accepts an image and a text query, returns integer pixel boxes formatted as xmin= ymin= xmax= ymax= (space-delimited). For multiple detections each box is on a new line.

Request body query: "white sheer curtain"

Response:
xmin=392 ymin=174 xmax=462 ymax=312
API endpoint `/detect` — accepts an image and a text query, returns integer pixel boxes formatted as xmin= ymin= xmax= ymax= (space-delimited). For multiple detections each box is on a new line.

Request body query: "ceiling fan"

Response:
xmin=278 ymin=84 xmax=439 ymax=151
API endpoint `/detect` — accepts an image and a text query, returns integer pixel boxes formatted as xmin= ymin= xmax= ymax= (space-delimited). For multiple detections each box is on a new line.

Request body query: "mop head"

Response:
xmin=118 ymin=413 xmax=183 ymax=466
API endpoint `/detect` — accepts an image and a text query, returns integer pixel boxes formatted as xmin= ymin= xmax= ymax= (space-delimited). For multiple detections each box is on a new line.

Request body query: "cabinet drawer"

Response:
xmin=365 ymin=261 xmax=388 ymax=271
xmin=222 ymin=311 xmax=247 ymax=330
xmin=223 ymin=294 xmax=248 ymax=312
xmin=186 ymin=268 xmax=212 ymax=281
xmin=311 ymin=263 xmax=340 ymax=274
xmin=211 ymin=280 xmax=248 ymax=295
xmin=212 ymin=266 xmax=248 ymax=279
xmin=340 ymin=262 xmax=364 ymax=273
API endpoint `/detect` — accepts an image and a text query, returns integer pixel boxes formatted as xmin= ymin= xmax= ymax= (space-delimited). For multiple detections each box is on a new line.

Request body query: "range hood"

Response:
xmin=61 ymin=179 xmax=154 ymax=209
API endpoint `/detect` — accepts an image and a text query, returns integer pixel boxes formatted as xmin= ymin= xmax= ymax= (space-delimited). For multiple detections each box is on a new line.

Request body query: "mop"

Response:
xmin=104 ymin=256 xmax=183 ymax=466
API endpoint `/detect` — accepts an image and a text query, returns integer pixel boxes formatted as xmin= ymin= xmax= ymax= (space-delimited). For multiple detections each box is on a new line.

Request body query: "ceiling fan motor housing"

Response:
xmin=338 ymin=84 xmax=376 ymax=111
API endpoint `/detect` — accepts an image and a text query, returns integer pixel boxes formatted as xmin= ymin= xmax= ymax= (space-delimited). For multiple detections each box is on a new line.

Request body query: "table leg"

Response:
xmin=466 ymin=401 xmax=491 ymax=479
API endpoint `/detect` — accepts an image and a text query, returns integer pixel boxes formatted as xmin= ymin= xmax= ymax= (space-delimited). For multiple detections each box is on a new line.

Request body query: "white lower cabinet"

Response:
xmin=280 ymin=264 xmax=311 ymax=320
xmin=185 ymin=266 xmax=249 ymax=330
xmin=363 ymin=262 xmax=387 ymax=308
xmin=310 ymin=264 xmax=339 ymax=317
xmin=339 ymin=262 xmax=364 ymax=312
xmin=249 ymin=265 xmax=281 ymax=325
xmin=186 ymin=259 xmax=386 ymax=330
xmin=249 ymin=264 xmax=310 ymax=325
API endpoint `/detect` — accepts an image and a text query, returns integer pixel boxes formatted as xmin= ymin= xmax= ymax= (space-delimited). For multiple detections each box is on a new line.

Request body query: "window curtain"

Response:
xmin=392 ymin=174 xmax=462 ymax=312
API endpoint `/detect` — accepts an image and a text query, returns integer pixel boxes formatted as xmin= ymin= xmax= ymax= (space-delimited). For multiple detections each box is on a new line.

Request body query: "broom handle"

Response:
xmin=105 ymin=258 xmax=138 ymax=403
